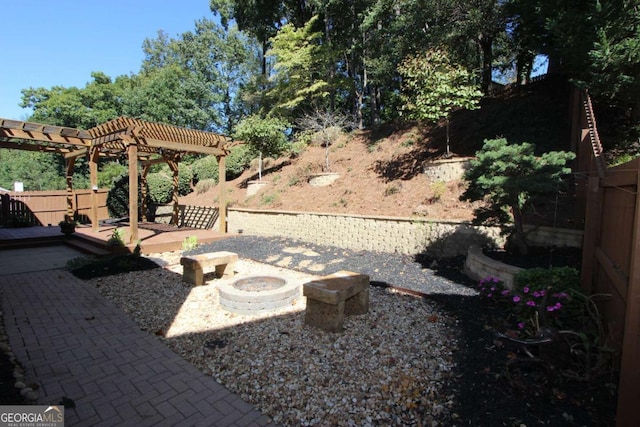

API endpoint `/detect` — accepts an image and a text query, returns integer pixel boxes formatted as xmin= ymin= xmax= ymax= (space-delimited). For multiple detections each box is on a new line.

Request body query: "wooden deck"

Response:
xmin=0 ymin=223 xmax=235 ymax=255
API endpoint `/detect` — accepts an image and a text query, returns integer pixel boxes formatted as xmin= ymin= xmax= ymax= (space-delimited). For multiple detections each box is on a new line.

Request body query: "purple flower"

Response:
xmin=517 ymin=322 xmax=525 ymax=329
xmin=539 ymin=290 xmax=546 ymax=296
xmin=490 ymin=287 xmax=496 ymax=291
xmin=547 ymin=302 xmax=562 ymax=312
xmin=526 ymin=300 xmax=536 ymax=307
xmin=513 ymin=296 xmax=521 ymax=303
xmin=523 ymin=287 xmax=530 ymax=294
xmin=487 ymin=293 xmax=493 ymax=298
xmin=501 ymin=289 xmax=510 ymax=296
xmin=533 ymin=291 xmax=541 ymax=298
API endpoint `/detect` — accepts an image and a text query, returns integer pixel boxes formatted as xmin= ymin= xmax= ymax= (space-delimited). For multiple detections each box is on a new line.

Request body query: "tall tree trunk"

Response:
xmin=324 ymin=7 xmax=336 ymax=112
xmin=261 ymin=40 xmax=268 ymax=77
xmin=479 ymin=33 xmax=493 ymax=94
xmin=370 ymin=85 xmax=380 ymax=126
xmin=509 ymin=204 xmax=529 ymax=255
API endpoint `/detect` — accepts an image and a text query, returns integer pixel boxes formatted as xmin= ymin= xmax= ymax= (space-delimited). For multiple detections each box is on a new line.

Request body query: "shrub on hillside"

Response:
xmin=226 ymin=144 xmax=253 ymax=179
xmin=191 ymin=155 xmax=219 ymax=183
xmin=106 ymin=174 xmax=148 ymax=219
xmin=146 ymin=172 xmax=173 ymax=204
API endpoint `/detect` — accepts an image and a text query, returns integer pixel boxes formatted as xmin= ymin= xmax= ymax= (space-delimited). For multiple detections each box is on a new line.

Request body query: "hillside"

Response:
xmin=181 ymin=76 xmax=575 ymax=224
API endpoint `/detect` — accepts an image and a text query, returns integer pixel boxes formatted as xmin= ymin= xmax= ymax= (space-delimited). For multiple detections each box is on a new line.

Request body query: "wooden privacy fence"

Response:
xmin=581 ymin=159 xmax=640 ymax=426
xmin=573 ymin=86 xmax=640 ymax=426
xmin=0 ymin=189 xmax=109 ymax=227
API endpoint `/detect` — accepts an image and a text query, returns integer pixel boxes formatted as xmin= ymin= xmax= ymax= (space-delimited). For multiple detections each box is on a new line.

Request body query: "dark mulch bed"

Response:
xmin=69 ymin=254 xmax=160 ymax=280
xmin=431 ymin=293 xmax=617 ymax=426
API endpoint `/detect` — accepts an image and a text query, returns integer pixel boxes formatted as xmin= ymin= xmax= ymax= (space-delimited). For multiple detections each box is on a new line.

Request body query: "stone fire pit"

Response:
xmin=218 ymin=276 xmax=300 ymax=315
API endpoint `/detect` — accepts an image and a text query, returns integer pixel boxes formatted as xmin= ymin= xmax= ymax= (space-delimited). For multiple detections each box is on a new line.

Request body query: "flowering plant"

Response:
xmin=477 ymin=276 xmax=573 ymax=338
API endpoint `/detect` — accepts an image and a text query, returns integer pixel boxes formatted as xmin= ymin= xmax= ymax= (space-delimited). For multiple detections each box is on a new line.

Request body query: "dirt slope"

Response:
xmin=180 ymin=125 xmax=479 ymax=220
xmin=180 ymin=77 xmax=576 ymax=223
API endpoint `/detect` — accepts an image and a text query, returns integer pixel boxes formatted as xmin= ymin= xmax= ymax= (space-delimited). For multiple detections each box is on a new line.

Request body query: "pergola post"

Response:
xmin=128 ymin=142 xmax=139 ymax=244
xmin=166 ymin=156 xmax=180 ymax=226
xmin=141 ymin=164 xmax=151 ymax=222
xmin=218 ymin=154 xmax=226 ymax=233
xmin=89 ymin=147 xmax=100 ymax=232
xmin=65 ymin=157 xmax=76 ymax=222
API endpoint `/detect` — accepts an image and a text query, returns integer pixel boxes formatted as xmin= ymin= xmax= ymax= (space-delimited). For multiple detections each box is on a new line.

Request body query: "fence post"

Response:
xmin=616 ymin=171 xmax=640 ymax=427
xmin=580 ymin=176 xmax=602 ymax=294
xmin=0 ymin=193 xmax=9 ymax=226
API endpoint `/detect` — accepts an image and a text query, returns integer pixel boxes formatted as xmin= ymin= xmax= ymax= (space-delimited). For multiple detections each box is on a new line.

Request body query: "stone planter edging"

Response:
xmin=464 ymin=245 xmax=524 ymax=289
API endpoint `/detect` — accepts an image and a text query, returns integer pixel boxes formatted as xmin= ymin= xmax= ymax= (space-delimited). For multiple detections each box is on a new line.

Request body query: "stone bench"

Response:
xmin=303 ymin=270 xmax=370 ymax=332
xmin=180 ymin=251 xmax=238 ymax=286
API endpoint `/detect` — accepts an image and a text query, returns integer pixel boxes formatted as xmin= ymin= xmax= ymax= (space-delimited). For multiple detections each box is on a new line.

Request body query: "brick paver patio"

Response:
xmin=0 ymin=270 xmax=276 ymax=426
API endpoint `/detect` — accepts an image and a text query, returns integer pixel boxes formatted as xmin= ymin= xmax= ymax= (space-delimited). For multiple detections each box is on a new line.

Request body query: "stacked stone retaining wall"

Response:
xmin=227 ymin=208 xmax=503 ymax=257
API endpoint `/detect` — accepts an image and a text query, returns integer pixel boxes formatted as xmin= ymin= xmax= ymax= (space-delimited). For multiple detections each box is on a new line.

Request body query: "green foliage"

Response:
xmin=191 ymin=156 xmax=219 ymax=183
xmin=429 ymin=181 xmax=447 ymax=203
xmin=233 ymin=115 xmax=289 ymax=179
xmin=107 ymin=228 xmax=125 ymax=247
xmin=225 ymin=144 xmax=253 ymax=179
xmin=384 ymin=185 xmax=400 ymax=196
xmin=461 ymin=138 xmax=575 ymax=251
xmin=260 ymin=193 xmax=277 ymax=205
xmin=588 ymin=0 xmax=640 ymax=119
xmin=399 ymin=49 xmax=482 ymax=122
xmin=106 ymin=174 xmax=147 ymax=219
xmin=0 ymin=150 xmax=67 ymax=191
xmin=21 ymin=72 xmax=125 ymax=128
xmin=98 ymin=162 xmax=127 ymax=188
xmin=477 ymin=273 xmax=585 ymax=344
xmin=146 ymin=172 xmax=173 ymax=204
xmin=267 ymin=16 xmax=330 ymax=116
xmin=398 ymin=49 xmax=482 ymax=154
xmin=514 ymin=267 xmax=580 ymax=295
xmin=182 ymin=236 xmax=199 ymax=251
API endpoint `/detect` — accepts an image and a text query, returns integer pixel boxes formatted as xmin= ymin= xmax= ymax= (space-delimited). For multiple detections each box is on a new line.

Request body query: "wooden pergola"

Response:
xmin=0 ymin=117 xmax=233 ymax=243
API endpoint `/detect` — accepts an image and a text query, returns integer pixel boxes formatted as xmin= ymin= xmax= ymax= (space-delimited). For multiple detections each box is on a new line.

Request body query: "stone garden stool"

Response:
xmin=180 ymin=251 xmax=238 ymax=286
xmin=303 ymin=270 xmax=370 ymax=332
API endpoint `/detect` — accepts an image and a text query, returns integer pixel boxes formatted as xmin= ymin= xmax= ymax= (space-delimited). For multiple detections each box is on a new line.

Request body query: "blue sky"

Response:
xmin=0 ymin=0 xmax=215 ymax=121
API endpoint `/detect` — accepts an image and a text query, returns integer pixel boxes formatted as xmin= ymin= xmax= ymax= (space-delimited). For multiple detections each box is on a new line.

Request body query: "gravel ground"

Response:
xmin=90 ymin=236 xmax=468 ymax=426
xmin=89 ymin=235 xmax=614 ymax=426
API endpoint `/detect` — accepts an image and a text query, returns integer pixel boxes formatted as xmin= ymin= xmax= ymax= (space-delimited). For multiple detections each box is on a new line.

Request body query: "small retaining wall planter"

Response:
xmin=464 ymin=245 xmax=524 ymax=289
xmin=246 ymin=180 xmax=269 ymax=197
xmin=308 ymin=173 xmax=340 ymax=187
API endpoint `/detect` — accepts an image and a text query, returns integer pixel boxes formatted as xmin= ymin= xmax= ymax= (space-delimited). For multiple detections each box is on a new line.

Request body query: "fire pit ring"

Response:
xmin=218 ymin=276 xmax=300 ymax=315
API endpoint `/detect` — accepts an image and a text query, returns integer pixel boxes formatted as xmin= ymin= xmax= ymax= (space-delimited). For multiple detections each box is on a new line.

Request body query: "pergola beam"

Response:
xmin=0 ymin=119 xmax=90 ymax=147
xmin=0 ymin=116 xmax=233 ymax=243
xmin=136 ymin=137 xmax=227 ymax=156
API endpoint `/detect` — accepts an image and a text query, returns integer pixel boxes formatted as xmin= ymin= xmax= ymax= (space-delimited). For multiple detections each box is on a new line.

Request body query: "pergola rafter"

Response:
xmin=0 ymin=116 xmax=232 ymax=243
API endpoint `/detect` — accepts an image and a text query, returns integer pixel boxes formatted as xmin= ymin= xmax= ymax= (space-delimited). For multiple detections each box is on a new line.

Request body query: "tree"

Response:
xmin=588 ymin=0 xmax=640 ymax=123
xmin=21 ymin=72 xmax=127 ymax=129
xmin=266 ymin=16 xmax=330 ymax=118
xmin=121 ymin=64 xmax=218 ymax=129
xmin=233 ymin=115 xmax=289 ymax=180
xmin=296 ymin=109 xmax=356 ymax=171
xmin=398 ymin=49 xmax=482 ymax=155
xmin=137 ymin=19 xmax=261 ymax=132
xmin=460 ymin=138 xmax=575 ymax=254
